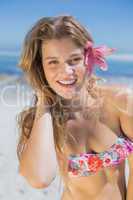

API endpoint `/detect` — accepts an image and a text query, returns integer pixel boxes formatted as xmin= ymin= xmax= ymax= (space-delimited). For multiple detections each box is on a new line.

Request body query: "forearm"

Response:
xmin=19 ymin=104 xmax=58 ymax=186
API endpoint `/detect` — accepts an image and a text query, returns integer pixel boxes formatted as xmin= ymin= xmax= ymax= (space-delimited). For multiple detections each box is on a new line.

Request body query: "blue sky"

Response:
xmin=0 ymin=0 xmax=133 ymax=53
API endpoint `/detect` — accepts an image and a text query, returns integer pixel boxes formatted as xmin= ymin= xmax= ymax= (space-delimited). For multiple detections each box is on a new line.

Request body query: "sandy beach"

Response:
xmin=0 ymin=73 xmax=131 ymax=200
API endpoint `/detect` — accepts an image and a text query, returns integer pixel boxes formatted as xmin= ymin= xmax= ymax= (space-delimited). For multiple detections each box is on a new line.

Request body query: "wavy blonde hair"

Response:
xmin=17 ymin=15 xmax=104 ymax=185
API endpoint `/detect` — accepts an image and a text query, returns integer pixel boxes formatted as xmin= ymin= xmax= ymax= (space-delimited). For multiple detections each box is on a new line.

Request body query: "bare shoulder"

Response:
xmin=98 ymin=83 xmax=132 ymax=111
xmin=99 ymin=84 xmax=133 ymax=139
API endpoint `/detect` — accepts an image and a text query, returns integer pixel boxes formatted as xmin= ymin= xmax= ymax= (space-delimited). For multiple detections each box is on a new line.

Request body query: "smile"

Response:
xmin=57 ymin=79 xmax=77 ymax=87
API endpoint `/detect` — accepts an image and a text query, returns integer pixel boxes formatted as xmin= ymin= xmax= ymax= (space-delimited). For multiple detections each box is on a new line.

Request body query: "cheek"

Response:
xmin=43 ymin=68 xmax=52 ymax=86
xmin=44 ymin=69 xmax=58 ymax=87
xmin=44 ymin=67 xmax=53 ymax=80
xmin=76 ymin=65 xmax=86 ymax=79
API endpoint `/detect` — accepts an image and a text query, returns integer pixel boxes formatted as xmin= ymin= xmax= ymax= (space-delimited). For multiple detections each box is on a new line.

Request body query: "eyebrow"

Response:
xmin=45 ymin=53 xmax=83 ymax=61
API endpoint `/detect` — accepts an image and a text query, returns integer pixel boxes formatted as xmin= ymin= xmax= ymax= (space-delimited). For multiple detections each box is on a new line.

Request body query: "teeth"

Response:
xmin=58 ymin=79 xmax=76 ymax=85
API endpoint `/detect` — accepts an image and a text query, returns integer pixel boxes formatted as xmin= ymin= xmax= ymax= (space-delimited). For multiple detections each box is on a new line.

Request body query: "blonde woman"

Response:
xmin=17 ymin=15 xmax=133 ymax=200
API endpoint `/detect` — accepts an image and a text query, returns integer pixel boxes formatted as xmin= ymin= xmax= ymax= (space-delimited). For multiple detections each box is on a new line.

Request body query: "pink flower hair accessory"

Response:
xmin=84 ymin=41 xmax=116 ymax=75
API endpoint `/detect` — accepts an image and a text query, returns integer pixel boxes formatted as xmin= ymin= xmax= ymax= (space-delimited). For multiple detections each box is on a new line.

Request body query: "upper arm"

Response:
xmin=111 ymin=86 xmax=133 ymax=177
xmin=100 ymin=84 xmax=133 ymax=140
xmin=115 ymin=87 xmax=133 ymax=140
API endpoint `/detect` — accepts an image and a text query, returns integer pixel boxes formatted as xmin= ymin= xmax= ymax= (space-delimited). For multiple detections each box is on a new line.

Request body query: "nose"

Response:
xmin=64 ymin=63 xmax=75 ymax=75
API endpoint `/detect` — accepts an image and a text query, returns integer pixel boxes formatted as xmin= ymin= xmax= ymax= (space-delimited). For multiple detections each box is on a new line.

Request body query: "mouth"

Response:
xmin=57 ymin=78 xmax=77 ymax=88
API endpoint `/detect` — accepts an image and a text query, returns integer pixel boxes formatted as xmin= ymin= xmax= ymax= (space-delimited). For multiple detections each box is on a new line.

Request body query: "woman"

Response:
xmin=17 ymin=15 xmax=133 ymax=200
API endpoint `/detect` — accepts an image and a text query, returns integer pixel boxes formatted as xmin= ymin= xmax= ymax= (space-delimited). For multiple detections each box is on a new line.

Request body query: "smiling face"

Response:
xmin=42 ymin=38 xmax=87 ymax=100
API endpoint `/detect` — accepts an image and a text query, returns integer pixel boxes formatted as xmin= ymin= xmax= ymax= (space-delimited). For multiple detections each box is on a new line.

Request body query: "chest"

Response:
xmin=64 ymin=103 xmax=121 ymax=155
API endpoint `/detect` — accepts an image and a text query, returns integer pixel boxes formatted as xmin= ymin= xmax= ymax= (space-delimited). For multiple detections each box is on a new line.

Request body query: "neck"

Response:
xmin=60 ymin=84 xmax=88 ymax=112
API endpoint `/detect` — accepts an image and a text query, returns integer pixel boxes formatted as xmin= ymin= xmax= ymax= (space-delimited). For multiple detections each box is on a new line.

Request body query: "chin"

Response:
xmin=51 ymin=80 xmax=82 ymax=100
xmin=58 ymin=92 xmax=74 ymax=100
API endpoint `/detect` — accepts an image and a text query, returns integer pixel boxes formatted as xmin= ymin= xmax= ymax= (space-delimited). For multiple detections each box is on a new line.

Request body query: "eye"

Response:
xmin=69 ymin=57 xmax=82 ymax=65
xmin=73 ymin=57 xmax=82 ymax=61
xmin=48 ymin=60 xmax=59 ymax=65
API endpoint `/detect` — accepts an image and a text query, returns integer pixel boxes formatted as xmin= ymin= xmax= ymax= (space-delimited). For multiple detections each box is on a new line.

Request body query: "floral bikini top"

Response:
xmin=68 ymin=135 xmax=133 ymax=177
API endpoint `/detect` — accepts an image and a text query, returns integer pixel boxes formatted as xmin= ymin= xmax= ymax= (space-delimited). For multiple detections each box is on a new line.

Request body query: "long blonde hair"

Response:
xmin=17 ymin=15 xmax=103 ymax=184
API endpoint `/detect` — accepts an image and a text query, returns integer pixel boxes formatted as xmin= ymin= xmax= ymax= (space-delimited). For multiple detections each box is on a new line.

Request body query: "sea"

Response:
xmin=0 ymin=54 xmax=133 ymax=87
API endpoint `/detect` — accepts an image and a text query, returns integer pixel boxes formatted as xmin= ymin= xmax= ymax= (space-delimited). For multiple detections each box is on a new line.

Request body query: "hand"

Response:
xmin=36 ymin=89 xmax=45 ymax=105
xmin=34 ymin=90 xmax=51 ymax=122
xmin=35 ymin=89 xmax=51 ymax=111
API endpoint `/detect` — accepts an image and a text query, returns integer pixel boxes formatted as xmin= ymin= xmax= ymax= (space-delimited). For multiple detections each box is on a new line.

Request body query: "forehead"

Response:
xmin=42 ymin=38 xmax=83 ymax=59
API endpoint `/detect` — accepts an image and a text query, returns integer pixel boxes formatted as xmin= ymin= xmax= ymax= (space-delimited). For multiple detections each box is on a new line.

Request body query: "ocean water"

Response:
xmin=0 ymin=55 xmax=22 ymax=75
xmin=95 ymin=59 xmax=133 ymax=78
xmin=0 ymin=55 xmax=133 ymax=82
